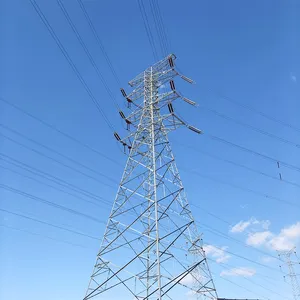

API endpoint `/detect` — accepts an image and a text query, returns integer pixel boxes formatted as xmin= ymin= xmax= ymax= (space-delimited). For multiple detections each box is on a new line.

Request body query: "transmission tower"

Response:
xmin=83 ymin=54 xmax=218 ymax=300
xmin=278 ymin=247 xmax=300 ymax=300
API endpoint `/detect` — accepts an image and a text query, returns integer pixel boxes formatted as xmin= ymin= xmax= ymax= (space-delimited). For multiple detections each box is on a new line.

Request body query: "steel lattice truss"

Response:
xmin=279 ymin=248 xmax=300 ymax=300
xmin=84 ymin=55 xmax=218 ymax=300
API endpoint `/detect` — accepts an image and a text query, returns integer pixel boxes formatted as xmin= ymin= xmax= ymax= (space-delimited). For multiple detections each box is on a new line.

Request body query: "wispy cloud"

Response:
xmin=246 ymin=231 xmax=272 ymax=246
xmin=203 ymin=244 xmax=231 ymax=263
xmin=221 ymin=267 xmax=256 ymax=277
xmin=230 ymin=217 xmax=270 ymax=233
xmin=230 ymin=220 xmax=252 ymax=233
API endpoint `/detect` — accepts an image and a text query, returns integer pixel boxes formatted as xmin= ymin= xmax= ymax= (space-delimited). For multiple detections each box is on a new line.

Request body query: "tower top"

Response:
xmin=116 ymin=54 xmax=201 ymax=152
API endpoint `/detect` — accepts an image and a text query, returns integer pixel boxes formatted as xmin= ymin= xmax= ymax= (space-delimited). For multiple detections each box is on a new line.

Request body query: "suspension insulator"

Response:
xmin=181 ymin=75 xmax=194 ymax=84
xmin=170 ymin=80 xmax=175 ymax=91
xmin=188 ymin=125 xmax=202 ymax=134
xmin=114 ymin=132 xmax=121 ymax=141
xmin=168 ymin=56 xmax=174 ymax=68
xmin=183 ymin=97 xmax=196 ymax=106
xmin=119 ymin=111 xmax=126 ymax=119
xmin=168 ymin=103 xmax=174 ymax=114
xmin=120 ymin=88 xmax=127 ymax=97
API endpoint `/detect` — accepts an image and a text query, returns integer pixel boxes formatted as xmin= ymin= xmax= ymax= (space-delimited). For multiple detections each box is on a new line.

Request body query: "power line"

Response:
xmin=205 ymin=134 xmax=300 ymax=173
xmin=137 ymin=0 xmax=159 ymax=60
xmin=0 ymin=183 xmax=106 ymax=224
xmin=0 ymin=163 xmax=110 ymax=208
xmin=149 ymin=0 xmax=167 ymax=57
xmin=0 ymin=152 xmax=110 ymax=204
xmin=199 ymin=104 xmax=300 ymax=149
xmin=186 ymin=168 xmax=299 ymax=208
xmin=29 ymin=0 xmax=115 ymax=131
xmin=0 ymin=208 xmax=101 ymax=240
xmin=175 ymin=140 xmax=300 ymax=189
xmin=207 ymin=88 xmax=300 ymax=134
xmin=0 ymin=133 xmax=116 ymax=189
xmin=171 ymin=107 xmax=300 ymax=173
xmin=0 ymin=124 xmax=118 ymax=184
xmin=0 ymin=97 xmax=121 ymax=166
xmin=0 ymin=223 xmax=89 ymax=249
xmin=56 ymin=0 xmax=120 ymax=110
xmin=152 ymin=0 xmax=170 ymax=53
xmin=76 ymin=0 xmax=122 ymax=86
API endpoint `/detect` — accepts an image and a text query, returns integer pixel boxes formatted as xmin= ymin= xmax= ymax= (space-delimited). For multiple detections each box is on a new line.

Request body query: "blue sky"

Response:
xmin=0 ymin=0 xmax=300 ymax=299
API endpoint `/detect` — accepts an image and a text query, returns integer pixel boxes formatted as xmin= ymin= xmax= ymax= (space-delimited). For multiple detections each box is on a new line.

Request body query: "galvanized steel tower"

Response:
xmin=83 ymin=55 xmax=218 ymax=300
xmin=279 ymin=248 xmax=300 ymax=300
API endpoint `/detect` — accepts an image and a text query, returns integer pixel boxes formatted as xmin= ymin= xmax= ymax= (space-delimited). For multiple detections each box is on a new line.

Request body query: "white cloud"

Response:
xmin=203 ymin=245 xmax=231 ymax=263
xmin=220 ymin=267 xmax=256 ymax=277
xmin=243 ymin=222 xmax=300 ymax=251
xmin=268 ymin=222 xmax=300 ymax=251
xmin=180 ymin=273 xmax=194 ymax=286
xmin=281 ymin=222 xmax=300 ymax=239
xmin=230 ymin=217 xmax=270 ymax=233
xmin=246 ymin=231 xmax=273 ymax=246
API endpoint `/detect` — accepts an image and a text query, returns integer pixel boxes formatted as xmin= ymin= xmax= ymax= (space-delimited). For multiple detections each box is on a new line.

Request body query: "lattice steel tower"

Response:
xmin=83 ymin=55 xmax=218 ymax=300
xmin=279 ymin=247 xmax=300 ymax=300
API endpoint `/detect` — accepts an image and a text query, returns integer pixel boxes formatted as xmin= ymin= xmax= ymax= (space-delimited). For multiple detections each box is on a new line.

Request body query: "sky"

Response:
xmin=0 ymin=0 xmax=300 ymax=299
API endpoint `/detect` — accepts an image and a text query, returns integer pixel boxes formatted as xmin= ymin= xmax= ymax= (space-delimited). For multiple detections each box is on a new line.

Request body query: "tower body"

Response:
xmin=84 ymin=55 xmax=217 ymax=300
